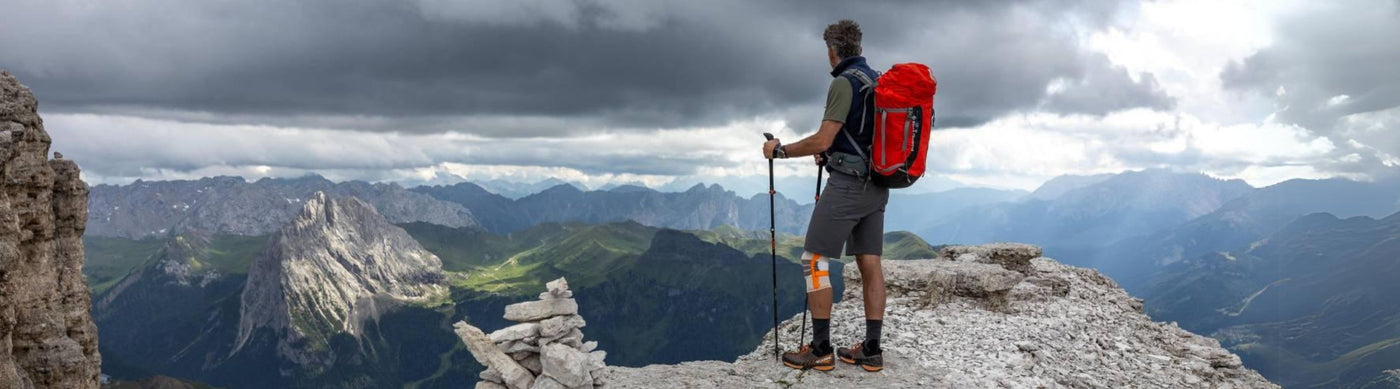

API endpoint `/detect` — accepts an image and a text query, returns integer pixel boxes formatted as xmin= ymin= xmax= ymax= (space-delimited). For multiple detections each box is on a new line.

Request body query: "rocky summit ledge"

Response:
xmin=605 ymin=243 xmax=1278 ymax=388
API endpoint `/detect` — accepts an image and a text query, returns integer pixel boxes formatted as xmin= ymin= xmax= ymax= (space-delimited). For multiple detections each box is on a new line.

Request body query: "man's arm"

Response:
xmin=762 ymin=120 xmax=843 ymax=159
xmin=763 ymin=76 xmax=851 ymax=159
xmin=783 ymin=120 xmax=843 ymax=157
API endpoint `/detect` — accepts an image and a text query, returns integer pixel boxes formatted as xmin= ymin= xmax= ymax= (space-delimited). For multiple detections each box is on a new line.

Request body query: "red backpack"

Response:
xmin=842 ymin=63 xmax=937 ymax=189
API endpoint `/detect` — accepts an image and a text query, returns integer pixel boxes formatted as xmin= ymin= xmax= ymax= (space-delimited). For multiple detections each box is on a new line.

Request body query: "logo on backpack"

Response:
xmin=842 ymin=63 xmax=937 ymax=189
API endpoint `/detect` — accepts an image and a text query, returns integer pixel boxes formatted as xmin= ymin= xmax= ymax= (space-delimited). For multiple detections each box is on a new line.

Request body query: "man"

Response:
xmin=762 ymin=19 xmax=887 ymax=372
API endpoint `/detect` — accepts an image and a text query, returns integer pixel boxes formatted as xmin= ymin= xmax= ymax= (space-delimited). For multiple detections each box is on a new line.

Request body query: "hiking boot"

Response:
xmin=781 ymin=344 xmax=835 ymax=371
xmin=837 ymin=342 xmax=884 ymax=372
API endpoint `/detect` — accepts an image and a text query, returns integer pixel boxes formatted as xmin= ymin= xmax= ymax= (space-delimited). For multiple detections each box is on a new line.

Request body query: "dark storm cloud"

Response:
xmin=1042 ymin=54 xmax=1176 ymax=115
xmin=1221 ymin=1 xmax=1400 ymax=160
xmin=0 ymin=0 xmax=1169 ymax=136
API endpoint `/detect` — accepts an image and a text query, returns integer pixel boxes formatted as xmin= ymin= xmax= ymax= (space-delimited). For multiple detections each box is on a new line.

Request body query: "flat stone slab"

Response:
xmin=846 ymin=259 xmax=1025 ymax=306
xmin=490 ymin=322 xmax=541 ymax=343
xmin=504 ymin=298 xmax=579 ymax=322
xmin=940 ymin=243 xmax=1042 ymax=274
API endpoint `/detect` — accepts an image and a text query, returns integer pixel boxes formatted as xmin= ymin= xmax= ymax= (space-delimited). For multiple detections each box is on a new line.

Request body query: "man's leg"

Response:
xmin=784 ymin=172 xmax=859 ymax=370
xmin=855 ymin=254 xmax=885 ymax=354
xmin=855 ymin=254 xmax=885 ymax=320
xmin=783 ymin=251 xmax=838 ymax=371
xmin=802 ymin=252 xmax=834 ymax=352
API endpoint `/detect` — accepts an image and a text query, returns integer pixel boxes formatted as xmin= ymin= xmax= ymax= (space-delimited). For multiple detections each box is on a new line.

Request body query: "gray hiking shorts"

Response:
xmin=803 ymin=170 xmax=890 ymax=259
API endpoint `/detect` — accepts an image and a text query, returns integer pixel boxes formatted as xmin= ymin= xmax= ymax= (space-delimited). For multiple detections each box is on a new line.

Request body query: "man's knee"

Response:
xmin=801 ymin=251 xmax=832 ymax=292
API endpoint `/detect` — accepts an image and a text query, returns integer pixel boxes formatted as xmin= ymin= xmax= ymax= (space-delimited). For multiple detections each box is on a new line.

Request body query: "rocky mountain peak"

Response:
xmin=604 ymin=243 xmax=1278 ymax=388
xmin=234 ymin=191 xmax=447 ymax=365
xmin=155 ymin=230 xmax=221 ymax=287
xmin=0 ymin=70 xmax=102 ymax=387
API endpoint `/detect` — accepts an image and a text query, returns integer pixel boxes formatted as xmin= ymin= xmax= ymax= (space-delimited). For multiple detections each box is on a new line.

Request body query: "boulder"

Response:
xmin=542 ymin=343 xmax=593 ymax=388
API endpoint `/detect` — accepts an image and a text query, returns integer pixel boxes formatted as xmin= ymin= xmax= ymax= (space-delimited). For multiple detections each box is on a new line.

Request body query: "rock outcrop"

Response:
xmin=605 ymin=244 xmax=1278 ymax=388
xmin=0 ymin=70 xmax=101 ymax=387
xmin=233 ymin=191 xmax=447 ymax=365
xmin=454 ymin=278 xmax=607 ymax=389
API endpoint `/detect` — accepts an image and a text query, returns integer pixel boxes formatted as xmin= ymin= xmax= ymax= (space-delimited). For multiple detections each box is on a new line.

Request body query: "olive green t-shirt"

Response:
xmin=823 ymin=77 xmax=853 ymax=123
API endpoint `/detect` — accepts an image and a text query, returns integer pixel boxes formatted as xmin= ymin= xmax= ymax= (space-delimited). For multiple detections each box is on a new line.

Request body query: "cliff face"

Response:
xmin=233 ymin=191 xmax=446 ymax=366
xmin=0 ymin=71 xmax=101 ymax=387
xmin=605 ymin=244 xmax=1279 ymax=388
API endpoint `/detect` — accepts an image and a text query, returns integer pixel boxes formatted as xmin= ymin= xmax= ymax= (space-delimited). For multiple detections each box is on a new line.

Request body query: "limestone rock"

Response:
xmin=530 ymin=376 xmax=566 ymax=389
xmin=940 ymin=243 xmax=1041 ymax=274
xmin=545 ymin=278 xmax=572 ymax=298
xmin=540 ymin=315 xmax=586 ymax=339
xmin=521 ymin=355 xmax=543 ymax=375
xmin=541 ymin=343 xmax=592 ymax=388
xmin=476 ymin=382 xmax=509 ymax=389
xmin=0 ymin=70 xmax=102 ymax=388
xmin=858 ymin=259 xmax=1024 ymax=312
xmin=233 ymin=191 xmax=448 ymax=365
xmin=455 ymin=321 xmax=535 ymax=389
xmin=607 ymin=244 xmax=1279 ymax=388
xmin=460 ymin=278 xmax=607 ymax=388
xmin=480 ymin=367 xmax=503 ymax=383
xmin=502 ymin=340 xmax=541 ymax=354
xmin=504 ymin=298 xmax=579 ymax=322
xmin=491 ymin=322 xmax=542 ymax=343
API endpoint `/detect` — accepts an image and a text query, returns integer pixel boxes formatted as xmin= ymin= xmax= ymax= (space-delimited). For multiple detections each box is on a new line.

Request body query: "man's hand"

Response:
xmin=814 ymin=154 xmax=826 ymax=166
xmin=763 ymin=139 xmax=780 ymax=159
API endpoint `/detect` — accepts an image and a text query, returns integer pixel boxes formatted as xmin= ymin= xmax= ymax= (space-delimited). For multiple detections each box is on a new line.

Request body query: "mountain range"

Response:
xmin=917 ymin=169 xmax=1254 ymax=261
xmin=88 ymin=174 xmax=1029 ymax=240
xmin=410 ymin=181 xmax=817 ymax=235
xmin=85 ymin=189 xmax=939 ymax=388
xmin=81 ymin=167 xmax=1400 ymax=387
xmin=1139 ymin=211 xmax=1400 ymax=388
xmin=87 ymin=176 xmax=479 ymax=239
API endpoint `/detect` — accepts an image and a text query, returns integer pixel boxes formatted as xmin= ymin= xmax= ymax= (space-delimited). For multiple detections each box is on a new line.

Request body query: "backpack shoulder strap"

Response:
xmin=838 ymin=68 xmax=878 ymax=150
xmin=841 ymin=68 xmax=876 ymax=89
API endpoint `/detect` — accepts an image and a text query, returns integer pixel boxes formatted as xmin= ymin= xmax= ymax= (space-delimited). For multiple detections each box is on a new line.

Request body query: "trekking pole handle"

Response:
xmin=763 ymin=133 xmax=783 ymax=161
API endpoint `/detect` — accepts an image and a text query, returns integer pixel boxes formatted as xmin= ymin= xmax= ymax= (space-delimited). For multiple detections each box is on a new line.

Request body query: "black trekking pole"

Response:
xmin=763 ymin=133 xmax=780 ymax=361
xmin=799 ymin=158 xmax=823 ymax=350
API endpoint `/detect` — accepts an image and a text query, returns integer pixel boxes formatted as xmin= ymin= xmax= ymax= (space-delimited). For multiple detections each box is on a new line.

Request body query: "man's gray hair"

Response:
xmin=823 ymin=20 xmax=862 ymax=58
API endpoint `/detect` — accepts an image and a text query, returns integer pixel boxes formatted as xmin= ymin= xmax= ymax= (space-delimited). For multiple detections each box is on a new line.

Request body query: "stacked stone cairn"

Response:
xmin=454 ymin=278 xmax=607 ymax=389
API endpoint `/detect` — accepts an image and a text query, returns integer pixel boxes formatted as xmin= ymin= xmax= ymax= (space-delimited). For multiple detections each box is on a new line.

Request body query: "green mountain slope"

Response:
xmin=89 ymin=219 xmax=934 ymax=388
xmin=1141 ymin=212 xmax=1400 ymax=388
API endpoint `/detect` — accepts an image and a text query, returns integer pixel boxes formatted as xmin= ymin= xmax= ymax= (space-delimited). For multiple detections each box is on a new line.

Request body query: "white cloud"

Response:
xmin=924 ymin=109 xmax=1344 ymax=190
xmin=1087 ymin=0 xmax=1297 ymax=124
xmin=29 ymin=0 xmax=1398 ymax=195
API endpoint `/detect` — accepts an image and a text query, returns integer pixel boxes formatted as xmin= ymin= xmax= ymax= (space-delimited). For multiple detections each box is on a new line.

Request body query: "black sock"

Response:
xmin=811 ymin=318 xmax=832 ymax=354
xmin=864 ymin=319 xmax=882 ymax=354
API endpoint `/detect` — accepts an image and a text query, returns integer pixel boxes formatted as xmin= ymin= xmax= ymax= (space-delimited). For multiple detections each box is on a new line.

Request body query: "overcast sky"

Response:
xmin=3 ymin=0 xmax=1398 ymax=194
